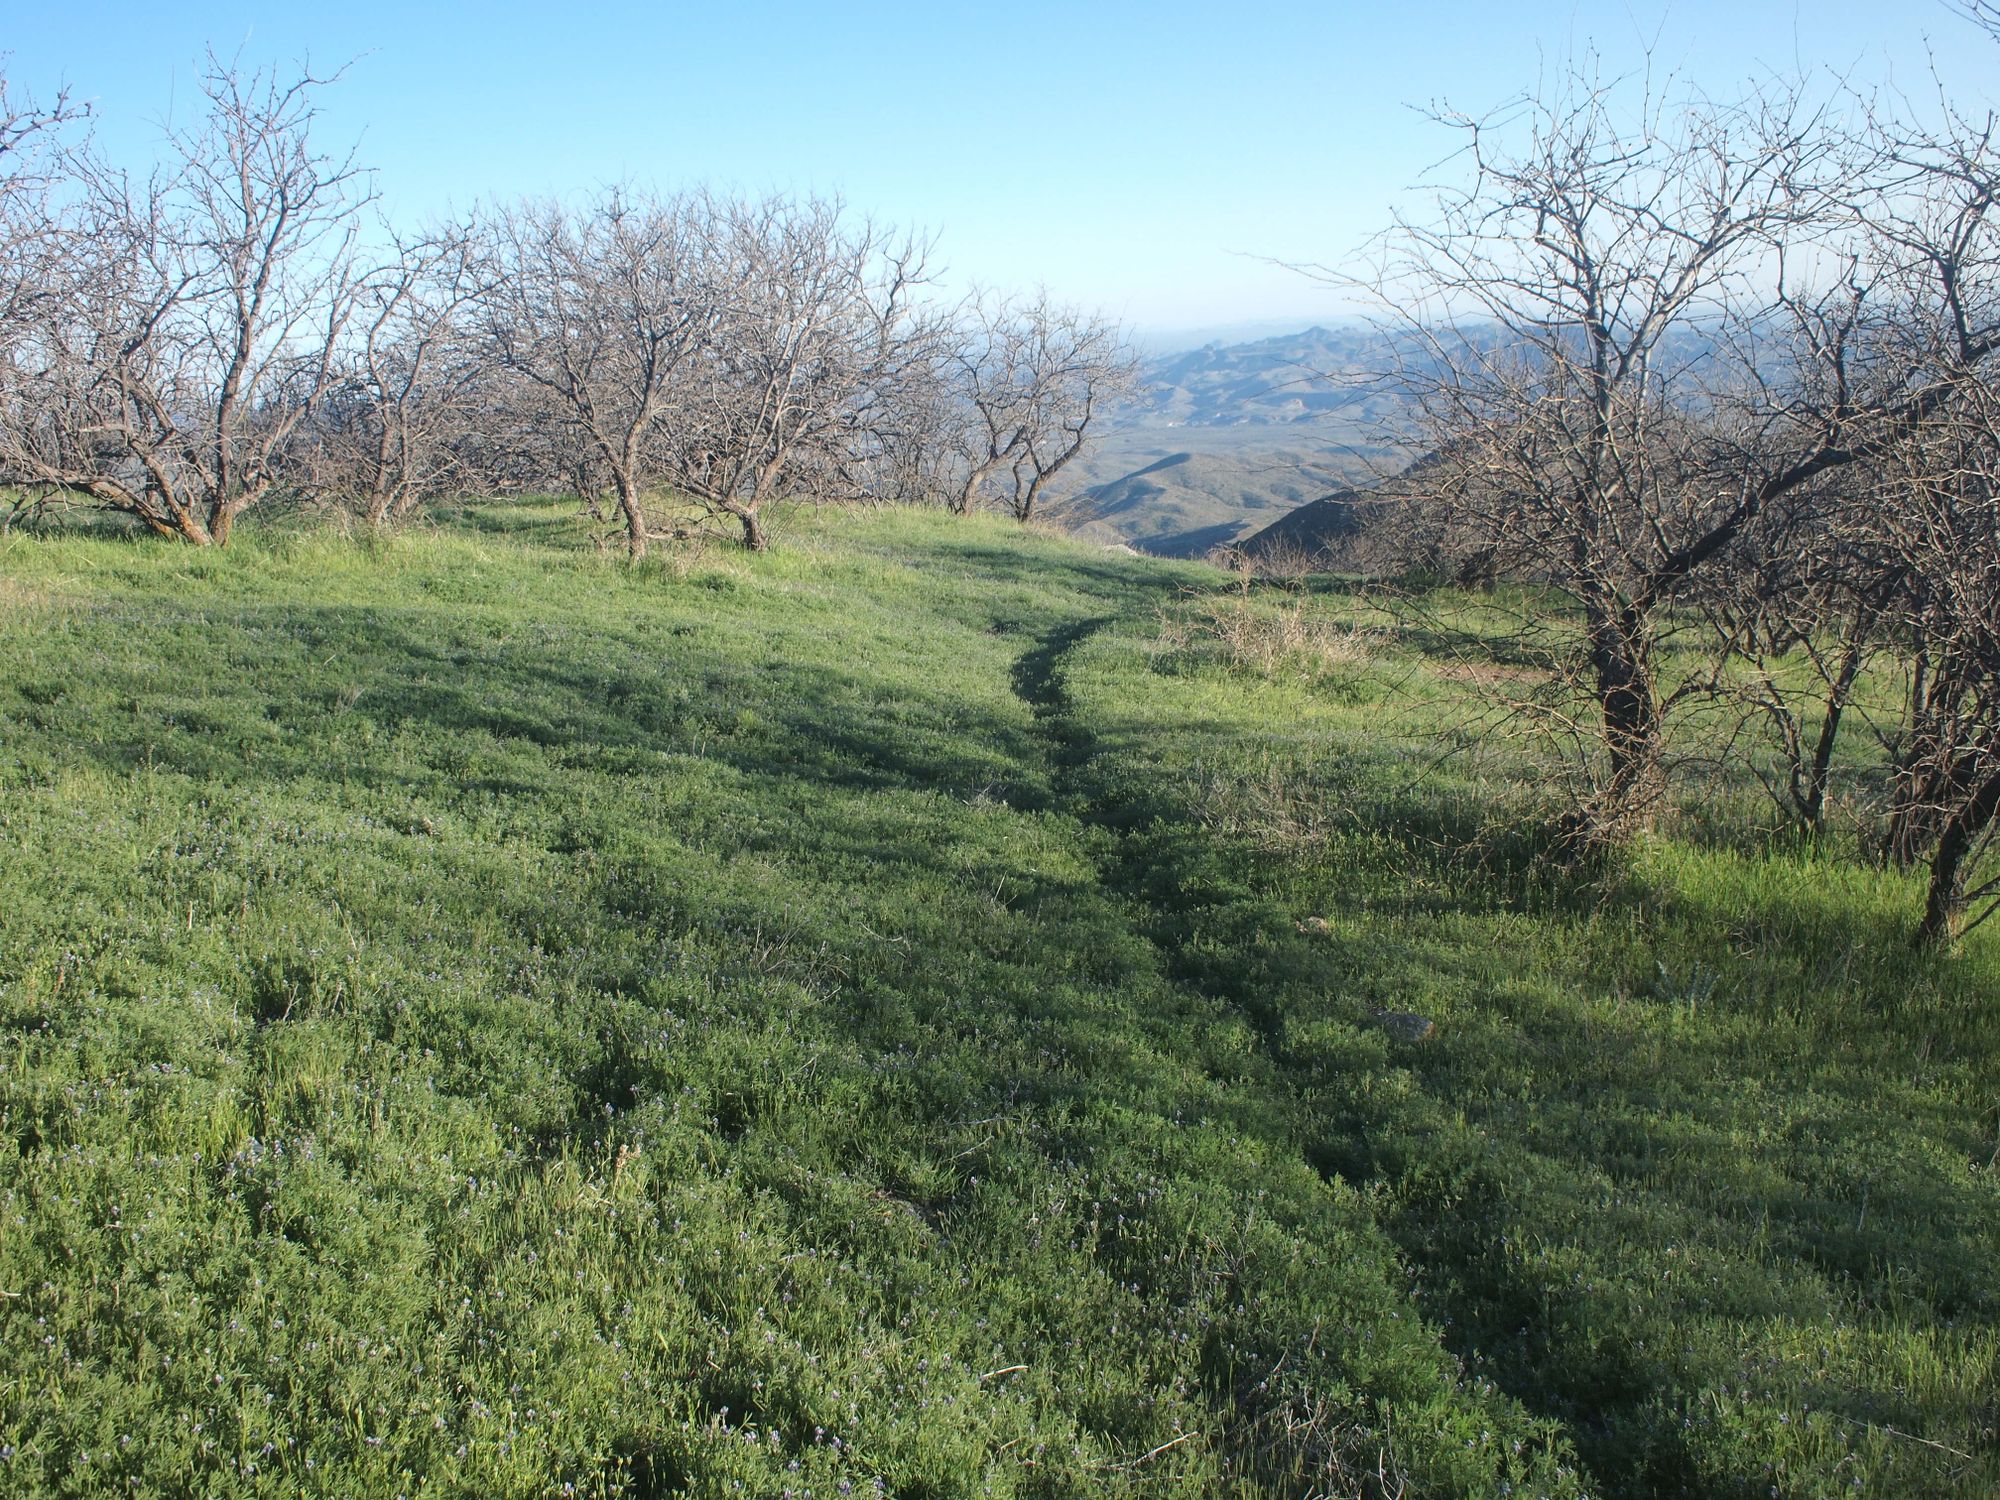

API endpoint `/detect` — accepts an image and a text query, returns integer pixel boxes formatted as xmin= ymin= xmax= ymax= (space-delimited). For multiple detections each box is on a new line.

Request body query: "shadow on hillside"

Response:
xmin=95 ymin=600 xmax=1023 ymax=766
xmin=919 ymin=538 xmax=1206 ymax=601
xmin=39 ymin=601 xmax=1096 ymax=917
xmin=434 ymin=501 xmax=596 ymax=543
xmin=1055 ymin=688 xmax=1991 ymax=1494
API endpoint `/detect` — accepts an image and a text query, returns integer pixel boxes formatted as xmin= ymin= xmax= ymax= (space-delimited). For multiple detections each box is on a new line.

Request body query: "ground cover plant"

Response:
xmin=0 ymin=502 xmax=1993 ymax=1497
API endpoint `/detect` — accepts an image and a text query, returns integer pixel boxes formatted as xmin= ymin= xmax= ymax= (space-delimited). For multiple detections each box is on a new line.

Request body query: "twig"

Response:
xmin=1096 ymin=1430 xmax=1200 ymax=1470
xmin=1851 ymin=1417 xmax=1976 ymax=1463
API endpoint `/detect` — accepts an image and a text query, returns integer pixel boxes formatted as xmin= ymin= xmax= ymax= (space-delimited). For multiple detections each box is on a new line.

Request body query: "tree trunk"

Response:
xmin=364 ymin=480 xmax=394 ymax=529
xmin=613 ymin=474 xmax=648 ymax=559
xmin=950 ymin=458 xmax=1002 ymax=515
xmin=1915 ymin=769 xmax=2000 ymax=949
xmin=141 ymin=510 xmax=213 ymax=545
xmin=1585 ymin=596 xmax=1665 ymax=838
xmin=1888 ymin=752 xmax=1972 ymax=870
xmin=1015 ymin=477 xmax=1042 ymax=524
xmin=737 ymin=506 xmax=768 ymax=552
xmin=1797 ymin=639 xmax=1865 ymax=839
xmin=367 ymin=424 xmax=397 ymax=526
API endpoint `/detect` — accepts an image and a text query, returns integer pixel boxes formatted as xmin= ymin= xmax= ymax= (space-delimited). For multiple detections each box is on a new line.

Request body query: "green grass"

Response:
xmin=0 ymin=502 xmax=1993 ymax=1497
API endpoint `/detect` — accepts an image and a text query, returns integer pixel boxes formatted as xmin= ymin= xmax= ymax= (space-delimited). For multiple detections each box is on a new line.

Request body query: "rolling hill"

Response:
xmin=1123 ymin=322 xmax=1409 ymax=429
xmin=1060 ymin=322 xmax=1411 ymax=554
xmin=1063 ymin=450 xmax=1332 ymax=558
xmin=1233 ymin=485 xmax=1376 ymax=564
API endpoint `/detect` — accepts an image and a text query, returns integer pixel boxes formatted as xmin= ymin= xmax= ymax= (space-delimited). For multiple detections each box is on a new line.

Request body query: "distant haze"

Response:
xmin=1130 ymin=315 xmax=1374 ymax=356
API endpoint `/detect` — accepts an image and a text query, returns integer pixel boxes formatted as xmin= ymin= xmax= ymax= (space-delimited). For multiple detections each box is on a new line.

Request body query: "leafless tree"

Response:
xmin=1838 ymin=98 xmax=2000 ymax=945
xmin=936 ymin=291 xmax=1132 ymax=522
xmin=1684 ymin=464 xmax=1894 ymax=841
xmin=475 ymin=189 xmax=718 ymax=558
xmin=0 ymin=71 xmax=87 ymax=529
xmin=1352 ymin=61 xmax=1864 ymax=836
xmin=1870 ymin=414 xmax=2000 ymax=945
xmin=0 ymin=56 xmax=366 ymax=544
xmin=312 ymin=220 xmax=487 ymax=525
xmin=997 ymin=295 xmax=1133 ymax=524
xmin=656 ymin=196 xmax=934 ymax=550
xmin=833 ymin=298 xmax=962 ymax=508
xmin=1352 ymin=49 xmax=2000 ymax=941
xmin=0 ymin=71 xmax=84 ymax=323
xmin=1352 ymin=58 xmax=1945 ymax=839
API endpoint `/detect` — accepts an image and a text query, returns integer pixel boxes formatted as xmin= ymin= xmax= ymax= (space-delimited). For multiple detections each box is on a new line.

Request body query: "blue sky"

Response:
xmin=6 ymin=3 xmax=1995 ymax=337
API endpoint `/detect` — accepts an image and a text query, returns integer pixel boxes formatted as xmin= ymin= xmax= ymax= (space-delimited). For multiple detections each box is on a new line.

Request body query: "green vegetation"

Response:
xmin=1 ymin=504 xmax=1994 ymax=1497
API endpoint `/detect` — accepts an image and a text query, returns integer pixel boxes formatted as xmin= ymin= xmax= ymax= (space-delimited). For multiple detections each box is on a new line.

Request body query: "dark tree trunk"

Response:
xmin=613 ymin=474 xmax=648 ymax=559
xmin=1585 ymin=595 xmax=1665 ymax=837
xmin=1889 ymin=753 xmax=1973 ymax=870
xmin=366 ymin=424 xmax=397 ymax=527
xmin=1797 ymin=639 xmax=1866 ymax=839
xmin=1916 ymin=768 xmax=2000 ymax=949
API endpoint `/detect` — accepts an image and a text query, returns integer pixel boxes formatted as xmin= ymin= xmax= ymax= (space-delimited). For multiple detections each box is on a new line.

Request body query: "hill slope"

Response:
xmin=1126 ymin=323 xmax=1410 ymax=430
xmin=1060 ymin=323 xmax=1410 ymax=554
xmin=1 ymin=503 xmax=1993 ymax=1498
xmin=1065 ymin=450 xmax=1329 ymax=557
xmin=1234 ymin=485 xmax=1375 ymax=562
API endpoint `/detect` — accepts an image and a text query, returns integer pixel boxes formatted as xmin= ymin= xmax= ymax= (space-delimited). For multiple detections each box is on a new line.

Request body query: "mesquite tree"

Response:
xmin=1363 ymin=60 xmax=1856 ymax=836
xmin=1691 ymin=464 xmax=1892 ymax=842
xmin=0 ymin=74 xmax=84 ymax=529
xmin=1852 ymin=100 xmax=2000 ymax=946
xmin=1360 ymin=52 xmax=2000 ymax=942
xmin=0 ymin=57 xmax=365 ymax=543
xmin=656 ymin=196 xmax=934 ymax=550
xmin=476 ymin=190 xmax=719 ymax=558
xmin=939 ymin=292 xmax=1132 ymax=521
xmin=317 ymin=221 xmax=487 ymax=525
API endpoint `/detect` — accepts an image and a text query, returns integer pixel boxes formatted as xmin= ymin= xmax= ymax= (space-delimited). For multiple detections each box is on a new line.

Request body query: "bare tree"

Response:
xmin=314 ymin=220 xmax=487 ymax=525
xmin=1352 ymin=49 xmax=2000 ymax=943
xmin=0 ymin=71 xmax=84 ymax=326
xmin=1689 ymin=466 xmax=1893 ymax=841
xmin=658 ymin=196 xmax=934 ymax=550
xmin=998 ymin=295 xmax=1133 ymax=524
xmin=1841 ymin=99 xmax=2000 ymax=945
xmin=1355 ymin=58 xmax=1915 ymax=837
xmin=0 ymin=56 xmax=366 ymax=544
xmin=831 ymin=294 xmax=962 ymax=508
xmin=476 ymin=189 xmax=718 ymax=558
xmin=1871 ymin=412 xmax=2000 ymax=945
xmin=0 ymin=71 xmax=87 ymax=529
xmin=937 ymin=292 xmax=1132 ymax=522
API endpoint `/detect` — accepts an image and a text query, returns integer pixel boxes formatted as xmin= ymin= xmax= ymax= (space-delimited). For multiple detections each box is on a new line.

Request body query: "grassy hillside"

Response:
xmin=1065 ymin=451 xmax=1328 ymax=558
xmin=1 ymin=505 xmax=1994 ymax=1498
xmin=1054 ymin=325 xmax=1412 ymax=555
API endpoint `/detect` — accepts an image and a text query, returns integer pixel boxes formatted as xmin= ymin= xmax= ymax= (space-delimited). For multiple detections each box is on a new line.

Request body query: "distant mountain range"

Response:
xmin=1123 ymin=323 xmax=1408 ymax=429
xmin=1058 ymin=324 xmax=1413 ymax=557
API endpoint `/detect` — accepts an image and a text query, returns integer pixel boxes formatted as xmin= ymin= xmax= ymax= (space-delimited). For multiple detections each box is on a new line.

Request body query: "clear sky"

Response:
xmin=5 ymin=3 xmax=1995 ymax=338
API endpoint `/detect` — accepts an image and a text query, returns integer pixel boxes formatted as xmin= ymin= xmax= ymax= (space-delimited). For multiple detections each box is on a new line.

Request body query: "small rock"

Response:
xmin=1370 ymin=1009 xmax=1436 ymax=1043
